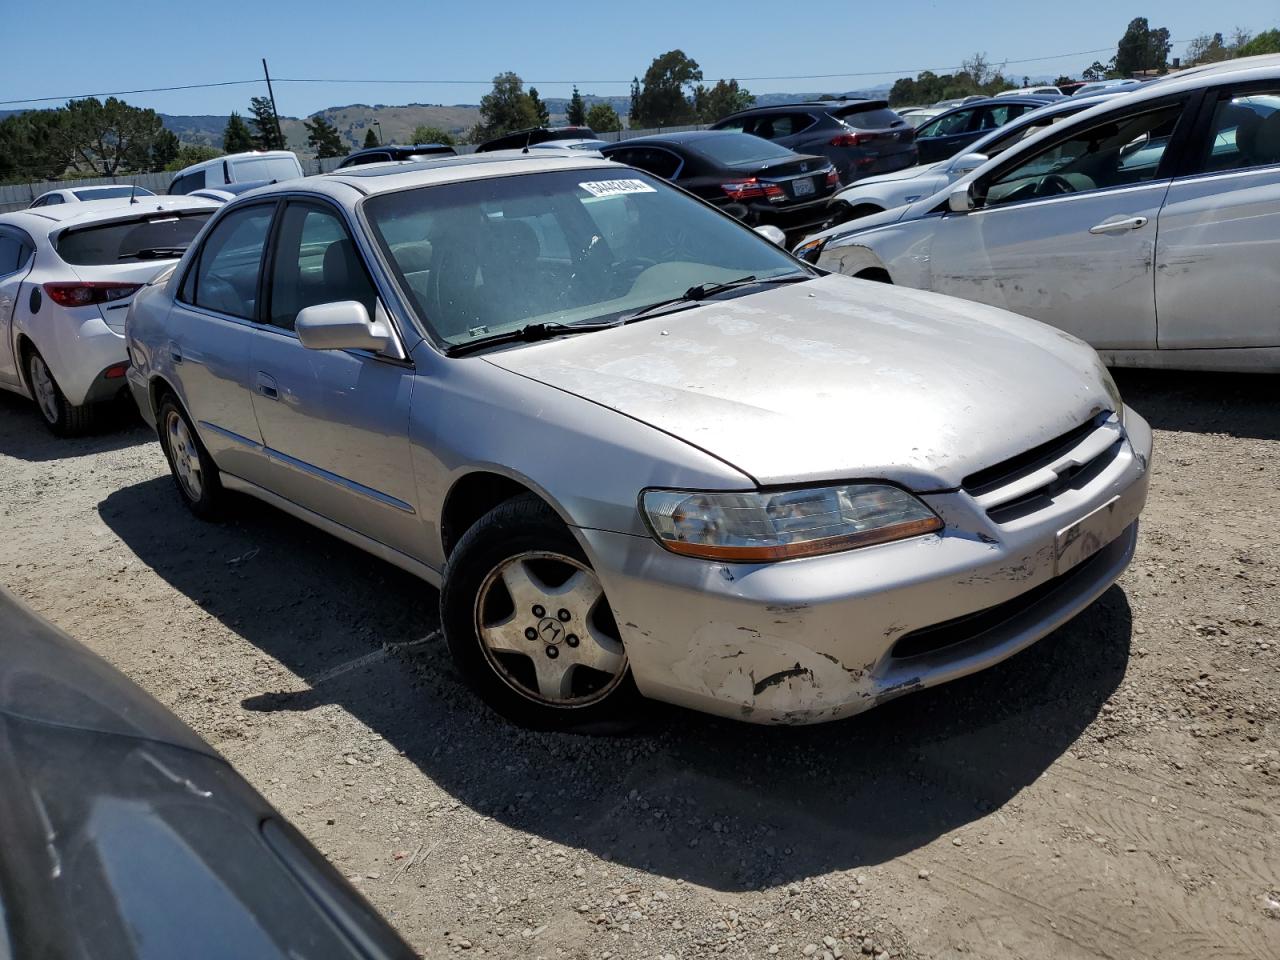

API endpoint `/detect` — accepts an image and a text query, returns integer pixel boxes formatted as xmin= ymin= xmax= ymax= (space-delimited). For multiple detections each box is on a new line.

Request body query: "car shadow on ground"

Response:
xmin=99 ymin=477 xmax=1131 ymax=892
xmin=1114 ymin=368 xmax=1280 ymax=441
xmin=0 ymin=391 xmax=149 ymax=462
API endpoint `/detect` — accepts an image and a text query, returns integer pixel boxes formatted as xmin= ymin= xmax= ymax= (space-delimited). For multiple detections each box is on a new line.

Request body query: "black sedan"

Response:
xmin=912 ymin=96 xmax=1059 ymax=163
xmin=338 ymin=142 xmax=458 ymax=168
xmin=0 ymin=586 xmax=415 ymax=960
xmin=600 ymin=131 xmax=840 ymax=241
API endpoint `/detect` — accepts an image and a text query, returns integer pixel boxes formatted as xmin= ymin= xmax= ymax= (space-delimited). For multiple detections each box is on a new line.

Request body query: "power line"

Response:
xmin=0 ymin=78 xmax=261 ymax=107
xmin=0 ymin=40 xmax=1196 ymax=108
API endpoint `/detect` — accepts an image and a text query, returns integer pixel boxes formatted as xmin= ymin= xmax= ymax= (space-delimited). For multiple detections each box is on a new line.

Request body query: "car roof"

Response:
xmin=604 ymin=130 xmax=745 ymax=148
xmin=256 ymin=150 xmax=618 ymax=202
xmin=718 ymin=98 xmax=883 ymax=119
xmin=934 ymin=95 xmax=1057 ymax=112
xmin=172 ymin=149 xmax=297 ymax=177
xmin=0 ymin=196 xmax=219 ymax=235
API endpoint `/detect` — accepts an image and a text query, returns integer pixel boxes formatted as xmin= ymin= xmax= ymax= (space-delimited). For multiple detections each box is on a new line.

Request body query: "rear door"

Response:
xmin=928 ymin=99 xmax=1192 ymax=349
xmin=1155 ymin=82 xmax=1280 ymax=349
xmin=246 ymin=199 xmax=419 ymax=557
xmin=0 ymin=227 xmax=35 ymax=386
xmin=168 ymin=201 xmax=277 ymax=484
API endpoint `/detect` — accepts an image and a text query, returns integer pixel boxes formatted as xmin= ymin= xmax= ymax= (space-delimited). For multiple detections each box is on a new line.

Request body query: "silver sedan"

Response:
xmin=125 ymin=151 xmax=1152 ymax=727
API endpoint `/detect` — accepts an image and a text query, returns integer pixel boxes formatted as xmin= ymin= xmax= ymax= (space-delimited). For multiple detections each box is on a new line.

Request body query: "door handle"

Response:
xmin=1089 ymin=216 xmax=1148 ymax=235
xmin=256 ymin=371 xmax=279 ymax=400
xmin=169 ymin=341 xmax=182 ymax=364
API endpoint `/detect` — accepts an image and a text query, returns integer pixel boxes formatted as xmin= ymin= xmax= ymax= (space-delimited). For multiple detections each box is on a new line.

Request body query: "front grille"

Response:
xmin=890 ymin=541 xmax=1114 ymax=660
xmin=963 ymin=413 xmax=1123 ymax=524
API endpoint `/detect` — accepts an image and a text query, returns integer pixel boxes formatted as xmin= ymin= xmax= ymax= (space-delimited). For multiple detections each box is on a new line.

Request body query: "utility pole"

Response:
xmin=262 ymin=58 xmax=286 ymax=150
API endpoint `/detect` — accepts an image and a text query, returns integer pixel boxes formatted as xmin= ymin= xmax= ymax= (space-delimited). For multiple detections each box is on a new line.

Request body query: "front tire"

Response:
xmin=157 ymin=395 xmax=224 ymax=519
xmin=27 ymin=351 xmax=95 ymax=437
xmin=440 ymin=494 xmax=638 ymax=729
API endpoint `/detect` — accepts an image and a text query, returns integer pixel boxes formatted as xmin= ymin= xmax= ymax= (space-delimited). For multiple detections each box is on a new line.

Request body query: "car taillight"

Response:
xmin=43 ymin=282 xmax=141 ymax=308
xmin=830 ymin=132 xmax=871 ymax=147
xmin=825 ymin=168 xmax=840 ymax=187
xmin=721 ymin=179 xmax=767 ymax=200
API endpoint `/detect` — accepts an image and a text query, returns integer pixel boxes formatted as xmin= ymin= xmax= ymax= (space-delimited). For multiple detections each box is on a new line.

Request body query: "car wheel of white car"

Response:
xmin=27 ymin=351 xmax=95 ymax=437
xmin=158 ymin=395 xmax=224 ymax=519
xmin=441 ymin=493 xmax=638 ymax=729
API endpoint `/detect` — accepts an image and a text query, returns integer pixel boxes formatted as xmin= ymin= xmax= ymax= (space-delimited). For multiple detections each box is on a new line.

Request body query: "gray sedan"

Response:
xmin=125 ymin=151 xmax=1152 ymax=727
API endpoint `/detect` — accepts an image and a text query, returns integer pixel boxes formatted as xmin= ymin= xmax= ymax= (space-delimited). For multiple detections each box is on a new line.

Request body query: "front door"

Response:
xmin=1155 ymin=82 xmax=1280 ymax=349
xmin=0 ymin=227 xmax=34 ymax=386
xmin=928 ymin=100 xmax=1189 ymax=350
xmin=167 ymin=201 xmax=277 ymax=483
xmin=247 ymin=199 xmax=420 ymax=559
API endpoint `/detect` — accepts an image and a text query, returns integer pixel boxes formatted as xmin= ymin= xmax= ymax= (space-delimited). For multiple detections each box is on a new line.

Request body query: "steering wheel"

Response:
xmin=1036 ymin=174 xmax=1076 ymax=197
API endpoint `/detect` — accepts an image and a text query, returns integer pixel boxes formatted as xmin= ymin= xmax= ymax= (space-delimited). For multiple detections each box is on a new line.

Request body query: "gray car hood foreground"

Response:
xmin=485 ymin=275 xmax=1115 ymax=490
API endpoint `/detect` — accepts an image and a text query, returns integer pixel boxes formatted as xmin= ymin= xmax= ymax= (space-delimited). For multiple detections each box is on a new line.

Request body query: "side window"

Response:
xmin=0 ymin=235 xmax=21 ymax=278
xmin=714 ymin=119 xmax=748 ymax=133
xmin=921 ymin=110 xmax=974 ymax=137
xmin=268 ymin=202 xmax=377 ymax=330
xmin=29 ymin=196 xmax=47 ymax=208
xmin=47 ymin=195 xmax=65 ymax=205
xmin=183 ymin=204 xmax=275 ymax=319
xmin=625 ymin=148 xmax=681 ymax=180
xmin=985 ymin=104 xmax=1185 ymax=206
xmin=1198 ymin=89 xmax=1280 ymax=173
xmin=980 ymin=104 xmax=1024 ymax=130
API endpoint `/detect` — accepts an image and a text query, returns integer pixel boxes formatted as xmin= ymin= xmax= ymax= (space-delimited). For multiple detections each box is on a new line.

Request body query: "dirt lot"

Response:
xmin=1 ymin=369 xmax=1277 ymax=960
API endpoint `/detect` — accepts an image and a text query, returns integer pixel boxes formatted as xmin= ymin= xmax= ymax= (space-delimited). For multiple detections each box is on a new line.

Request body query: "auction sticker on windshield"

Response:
xmin=580 ymin=179 xmax=657 ymax=197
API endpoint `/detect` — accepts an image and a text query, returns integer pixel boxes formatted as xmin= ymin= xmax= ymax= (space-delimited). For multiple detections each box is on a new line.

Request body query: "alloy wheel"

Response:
xmin=474 ymin=551 xmax=627 ymax=707
xmin=165 ymin=410 xmax=204 ymax=502
xmin=29 ymin=356 xmax=59 ymax=425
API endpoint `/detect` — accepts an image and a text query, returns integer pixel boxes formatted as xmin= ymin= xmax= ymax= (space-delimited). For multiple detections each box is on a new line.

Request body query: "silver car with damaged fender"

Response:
xmin=125 ymin=151 xmax=1153 ymax=727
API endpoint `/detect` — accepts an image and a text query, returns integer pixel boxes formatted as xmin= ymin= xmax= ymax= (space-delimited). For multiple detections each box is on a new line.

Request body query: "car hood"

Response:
xmin=483 ymin=275 xmax=1115 ymax=489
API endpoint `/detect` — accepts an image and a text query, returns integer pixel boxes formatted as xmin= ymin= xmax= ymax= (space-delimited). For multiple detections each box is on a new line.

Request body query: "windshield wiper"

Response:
xmin=446 ymin=321 xmax=615 ymax=357
xmin=620 ymin=273 xmax=813 ymax=325
xmin=119 ymin=246 xmax=188 ymax=260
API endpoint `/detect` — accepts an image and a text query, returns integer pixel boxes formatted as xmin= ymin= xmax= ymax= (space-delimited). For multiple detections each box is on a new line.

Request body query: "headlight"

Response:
xmin=1096 ymin=360 xmax=1125 ymax=425
xmin=792 ymin=237 xmax=826 ymax=264
xmin=641 ymin=484 xmax=942 ymax=562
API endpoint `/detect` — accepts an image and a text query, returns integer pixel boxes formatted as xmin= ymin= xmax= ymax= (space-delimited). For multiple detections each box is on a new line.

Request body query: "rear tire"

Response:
xmin=157 ymin=395 xmax=224 ymax=520
xmin=27 ymin=351 xmax=96 ymax=437
xmin=830 ymin=202 xmax=884 ymax=226
xmin=440 ymin=494 xmax=640 ymax=729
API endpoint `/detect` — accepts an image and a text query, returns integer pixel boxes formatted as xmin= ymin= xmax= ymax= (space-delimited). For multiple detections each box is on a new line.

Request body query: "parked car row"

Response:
xmin=794 ymin=54 xmax=1280 ymax=373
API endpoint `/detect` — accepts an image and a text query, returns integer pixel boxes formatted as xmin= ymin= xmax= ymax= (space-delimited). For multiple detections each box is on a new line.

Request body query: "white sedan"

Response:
xmin=29 ymin=185 xmax=157 ymax=207
xmin=795 ymin=58 xmax=1280 ymax=372
xmin=0 ymin=197 xmax=217 ymax=434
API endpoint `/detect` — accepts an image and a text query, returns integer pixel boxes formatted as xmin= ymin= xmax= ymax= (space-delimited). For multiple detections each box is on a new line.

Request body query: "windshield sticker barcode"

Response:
xmin=579 ymin=179 xmax=656 ymax=197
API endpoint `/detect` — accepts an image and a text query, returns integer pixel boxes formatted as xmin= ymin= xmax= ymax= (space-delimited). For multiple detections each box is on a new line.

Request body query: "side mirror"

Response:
xmin=950 ymin=153 xmax=988 ymax=175
xmin=753 ymin=224 xmax=787 ymax=246
xmin=947 ymin=182 xmax=979 ymax=213
xmin=296 ymin=300 xmax=397 ymax=355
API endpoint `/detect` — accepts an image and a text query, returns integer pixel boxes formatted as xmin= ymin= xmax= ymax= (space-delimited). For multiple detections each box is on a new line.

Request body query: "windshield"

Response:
xmin=55 ymin=211 xmax=213 ymax=265
xmin=72 ymin=186 xmax=156 ymax=200
xmin=230 ymin=156 xmax=301 ymax=183
xmin=363 ymin=168 xmax=806 ymax=348
xmin=689 ymin=133 xmax=798 ymax=167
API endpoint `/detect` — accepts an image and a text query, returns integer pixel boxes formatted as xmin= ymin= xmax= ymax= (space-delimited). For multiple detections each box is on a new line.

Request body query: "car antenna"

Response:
xmin=522 ymin=130 xmax=533 ymax=154
xmin=129 ymin=180 xmax=138 ymax=204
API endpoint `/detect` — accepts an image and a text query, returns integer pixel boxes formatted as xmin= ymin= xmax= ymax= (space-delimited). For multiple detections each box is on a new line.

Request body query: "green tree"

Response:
xmin=1237 ymin=29 xmax=1280 ymax=57
xmin=693 ymin=78 xmax=753 ymax=123
xmin=1113 ymin=17 xmax=1172 ymax=76
xmin=363 ymin=127 xmax=380 ymax=147
xmin=61 ymin=97 xmax=165 ymax=175
xmin=1053 ymin=75 xmax=1075 ymax=86
xmin=0 ymin=111 xmax=69 ymax=183
xmin=528 ymin=87 xmax=551 ymax=126
xmin=411 ymin=125 xmax=456 ymax=145
xmin=471 ymin=72 xmax=541 ymax=141
xmin=305 ymin=115 xmax=345 ymax=158
xmin=222 ymin=111 xmax=254 ymax=152
xmin=248 ymin=95 xmax=285 ymax=150
xmin=630 ymin=50 xmax=702 ymax=127
xmin=1082 ymin=61 xmax=1110 ymax=82
xmin=566 ymin=86 xmax=587 ymax=126
xmin=627 ymin=77 xmax=642 ymax=127
xmin=165 ymin=144 xmax=222 ymax=172
xmin=150 ymin=128 xmax=181 ymax=171
xmin=584 ymin=102 xmax=622 ymax=134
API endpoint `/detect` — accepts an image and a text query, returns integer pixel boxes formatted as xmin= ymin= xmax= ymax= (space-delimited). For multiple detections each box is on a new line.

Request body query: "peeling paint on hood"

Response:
xmin=484 ymin=275 xmax=1114 ymax=489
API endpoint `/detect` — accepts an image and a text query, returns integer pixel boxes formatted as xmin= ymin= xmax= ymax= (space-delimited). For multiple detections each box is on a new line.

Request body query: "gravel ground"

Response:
xmin=1 ymin=369 xmax=1277 ymax=960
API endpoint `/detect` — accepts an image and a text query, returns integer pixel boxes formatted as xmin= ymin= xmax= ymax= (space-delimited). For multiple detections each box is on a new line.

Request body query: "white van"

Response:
xmin=167 ymin=151 xmax=303 ymax=195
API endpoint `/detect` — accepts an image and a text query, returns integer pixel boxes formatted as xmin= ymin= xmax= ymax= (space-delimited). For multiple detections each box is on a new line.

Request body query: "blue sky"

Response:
xmin=2 ymin=0 xmax=1277 ymax=116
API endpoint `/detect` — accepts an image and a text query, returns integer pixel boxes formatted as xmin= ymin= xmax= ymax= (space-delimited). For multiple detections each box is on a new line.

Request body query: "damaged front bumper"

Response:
xmin=578 ymin=408 xmax=1152 ymax=725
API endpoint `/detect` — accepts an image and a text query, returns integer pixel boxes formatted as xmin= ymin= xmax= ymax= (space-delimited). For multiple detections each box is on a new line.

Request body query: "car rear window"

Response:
xmin=72 ymin=186 xmax=156 ymax=200
xmin=56 ymin=212 xmax=213 ymax=265
xmin=835 ymin=107 xmax=906 ymax=130
xmin=690 ymin=133 xmax=798 ymax=166
xmin=230 ymin=156 xmax=301 ymax=183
